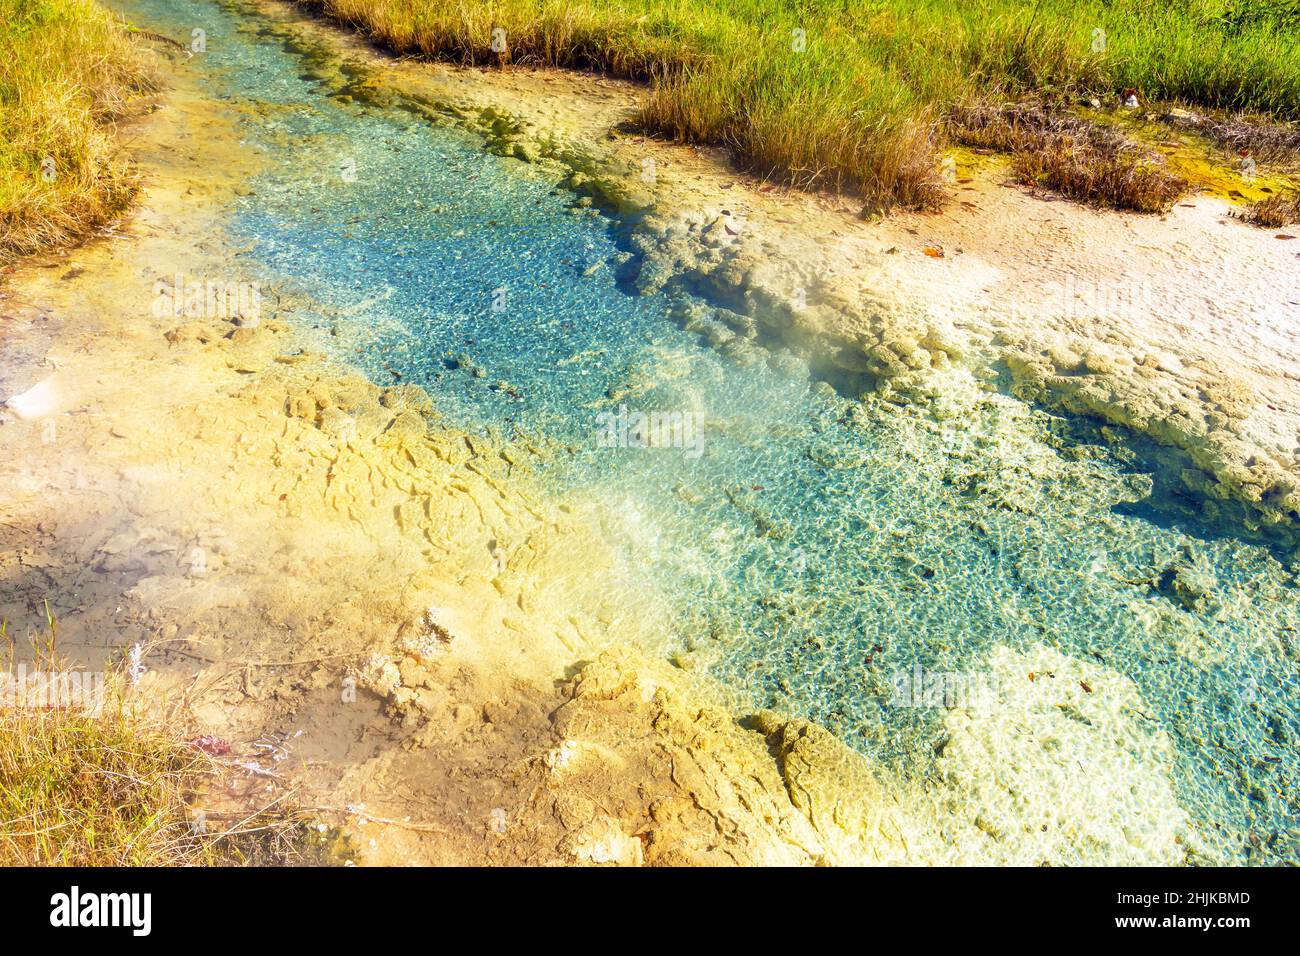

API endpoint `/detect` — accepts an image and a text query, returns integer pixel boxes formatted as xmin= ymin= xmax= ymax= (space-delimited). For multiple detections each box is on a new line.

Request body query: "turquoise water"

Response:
xmin=119 ymin=0 xmax=1299 ymax=862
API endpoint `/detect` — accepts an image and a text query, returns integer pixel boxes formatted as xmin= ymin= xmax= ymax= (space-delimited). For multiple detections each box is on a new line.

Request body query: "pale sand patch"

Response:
xmin=926 ymin=644 xmax=1202 ymax=866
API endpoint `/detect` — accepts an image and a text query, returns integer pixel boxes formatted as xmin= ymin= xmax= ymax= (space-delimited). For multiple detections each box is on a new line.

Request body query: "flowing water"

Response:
xmin=112 ymin=0 xmax=1299 ymax=862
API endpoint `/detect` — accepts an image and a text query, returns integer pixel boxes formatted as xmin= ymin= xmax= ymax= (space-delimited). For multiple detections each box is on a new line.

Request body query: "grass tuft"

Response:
xmin=0 ymin=0 xmax=157 ymax=265
xmin=0 ymin=612 xmax=332 ymax=866
xmin=0 ymin=699 xmax=215 ymax=866
xmin=1237 ymin=190 xmax=1300 ymax=227
xmin=954 ymin=101 xmax=1189 ymax=212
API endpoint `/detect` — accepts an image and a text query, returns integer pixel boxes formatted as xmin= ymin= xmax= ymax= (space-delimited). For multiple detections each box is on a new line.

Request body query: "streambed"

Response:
xmin=112 ymin=0 xmax=1300 ymax=863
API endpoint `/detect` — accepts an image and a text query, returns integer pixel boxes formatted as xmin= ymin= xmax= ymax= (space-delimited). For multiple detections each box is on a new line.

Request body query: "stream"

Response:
xmin=110 ymin=0 xmax=1300 ymax=862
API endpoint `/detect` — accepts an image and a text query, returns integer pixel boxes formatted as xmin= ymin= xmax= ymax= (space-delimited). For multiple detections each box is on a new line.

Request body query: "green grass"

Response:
xmin=0 ymin=692 xmax=334 ymax=866
xmin=0 ymin=610 xmax=209 ymax=866
xmin=301 ymin=0 xmax=1300 ymax=209
xmin=3 ymin=1 xmax=1294 ymax=252
xmin=0 ymin=702 xmax=347 ymax=866
xmin=0 ymin=612 xmax=335 ymax=867
xmin=0 ymin=0 xmax=155 ymax=264
xmin=0 ymin=701 xmax=216 ymax=865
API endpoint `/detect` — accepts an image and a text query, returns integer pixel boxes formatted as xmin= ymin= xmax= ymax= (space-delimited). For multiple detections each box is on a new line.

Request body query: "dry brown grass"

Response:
xmin=1206 ymin=116 xmax=1300 ymax=168
xmin=1237 ymin=190 xmax=1300 ymax=227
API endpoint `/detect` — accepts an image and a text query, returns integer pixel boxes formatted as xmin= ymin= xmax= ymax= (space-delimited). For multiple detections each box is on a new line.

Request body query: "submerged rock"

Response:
xmin=1156 ymin=548 xmax=1220 ymax=613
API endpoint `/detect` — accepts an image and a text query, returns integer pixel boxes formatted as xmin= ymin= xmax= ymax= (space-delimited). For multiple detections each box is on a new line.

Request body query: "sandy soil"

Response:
xmin=1 ymin=0 xmax=1283 ymax=864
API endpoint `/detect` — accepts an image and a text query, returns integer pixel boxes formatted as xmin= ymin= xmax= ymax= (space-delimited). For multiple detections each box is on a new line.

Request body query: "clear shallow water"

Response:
xmin=120 ymin=0 xmax=1299 ymax=862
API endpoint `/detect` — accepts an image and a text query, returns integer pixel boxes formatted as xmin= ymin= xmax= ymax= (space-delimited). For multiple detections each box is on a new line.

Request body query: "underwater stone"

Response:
xmin=1160 ymin=556 xmax=1219 ymax=613
xmin=380 ymin=383 xmax=434 ymax=415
